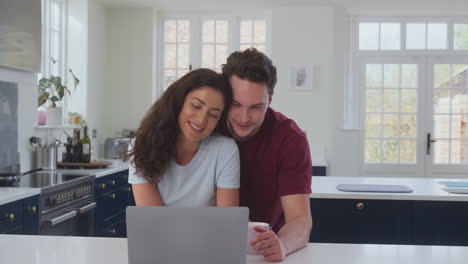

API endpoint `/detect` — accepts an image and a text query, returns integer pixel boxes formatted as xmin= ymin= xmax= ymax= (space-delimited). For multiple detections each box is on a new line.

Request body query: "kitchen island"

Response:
xmin=1 ymin=234 xmax=467 ymax=264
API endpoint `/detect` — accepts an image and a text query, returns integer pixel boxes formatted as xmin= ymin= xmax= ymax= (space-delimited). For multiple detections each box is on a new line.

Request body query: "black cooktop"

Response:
xmin=12 ymin=171 xmax=95 ymax=194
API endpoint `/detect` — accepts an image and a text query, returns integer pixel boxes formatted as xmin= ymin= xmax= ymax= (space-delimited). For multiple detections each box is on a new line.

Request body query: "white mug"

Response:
xmin=246 ymin=222 xmax=271 ymax=255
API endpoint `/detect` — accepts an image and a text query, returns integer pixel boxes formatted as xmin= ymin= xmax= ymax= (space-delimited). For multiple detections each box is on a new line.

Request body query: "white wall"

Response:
xmin=103 ymin=7 xmax=153 ymax=142
xmin=88 ymin=0 xmax=108 ymax=158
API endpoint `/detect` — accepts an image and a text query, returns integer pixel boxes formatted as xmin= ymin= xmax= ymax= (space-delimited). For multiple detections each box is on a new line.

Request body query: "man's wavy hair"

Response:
xmin=125 ymin=68 xmax=231 ymax=183
xmin=221 ymin=48 xmax=277 ymax=96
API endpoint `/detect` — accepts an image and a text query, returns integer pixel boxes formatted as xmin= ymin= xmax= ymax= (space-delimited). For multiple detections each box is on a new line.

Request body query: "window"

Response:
xmin=347 ymin=17 xmax=468 ymax=177
xmin=40 ymin=0 xmax=67 ymax=80
xmin=159 ymin=13 xmax=270 ymax=91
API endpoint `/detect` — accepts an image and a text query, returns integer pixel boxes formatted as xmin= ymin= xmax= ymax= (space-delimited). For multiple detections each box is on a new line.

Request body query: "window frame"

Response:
xmin=346 ymin=16 xmax=468 ymax=176
xmin=155 ymin=10 xmax=271 ymax=99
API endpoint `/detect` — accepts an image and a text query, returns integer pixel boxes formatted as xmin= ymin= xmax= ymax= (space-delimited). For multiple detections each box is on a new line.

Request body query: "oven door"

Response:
xmin=39 ymin=199 xmax=96 ymax=236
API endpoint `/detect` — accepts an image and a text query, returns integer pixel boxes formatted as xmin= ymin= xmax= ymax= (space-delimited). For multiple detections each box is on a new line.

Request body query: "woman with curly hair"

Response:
xmin=126 ymin=69 xmax=239 ymax=207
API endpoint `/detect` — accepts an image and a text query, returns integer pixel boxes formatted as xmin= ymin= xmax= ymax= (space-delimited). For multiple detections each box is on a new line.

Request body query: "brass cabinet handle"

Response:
xmin=26 ymin=206 xmax=37 ymax=214
xmin=126 ymin=187 xmax=132 ymax=192
xmin=356 ymin=202 xmax=365 ymax=211
xmin=108 ymin=228 xmax=117 ymax=235
xmin=109 ymin=193 xmax=116 ymax=199
xmin=4 ymin=213 xmax=15 ymax=222
xmin=98 ymin=183 xmax=106 ymax=189
xmin=111 ymin=180 xmax=116 ymax=186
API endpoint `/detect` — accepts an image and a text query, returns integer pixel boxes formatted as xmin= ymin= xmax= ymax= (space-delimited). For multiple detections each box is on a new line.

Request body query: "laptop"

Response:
xmin=126 ymin=206 xmax=249 ymax=264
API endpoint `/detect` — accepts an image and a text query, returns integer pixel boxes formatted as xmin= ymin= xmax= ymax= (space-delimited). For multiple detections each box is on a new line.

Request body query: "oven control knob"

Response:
xmin=98 ymin=183 xmax=106 ymax=189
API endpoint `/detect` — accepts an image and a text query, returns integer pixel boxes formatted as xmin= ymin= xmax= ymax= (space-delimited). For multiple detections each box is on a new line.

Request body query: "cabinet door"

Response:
xmin=0 ymin=200 xmax=24 ymax=234
xmin=413 ymin=201 xmax=468 ymax=246
xmin=22 ymin=195 xmax=40 ymax=234
xmin=310 ymin=198 xmax=411 ymax=244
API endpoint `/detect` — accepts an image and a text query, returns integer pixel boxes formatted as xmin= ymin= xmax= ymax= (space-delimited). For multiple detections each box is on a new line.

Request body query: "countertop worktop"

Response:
xmin=0 ymin=187 xmax=40 ymax=206
xmin=0 ymin=160 xmax=129 ymax=205
xmin=311 ymin=176 xmax=468 ymax=201
xmin=2 ymin=235 xmax=467 ymax=264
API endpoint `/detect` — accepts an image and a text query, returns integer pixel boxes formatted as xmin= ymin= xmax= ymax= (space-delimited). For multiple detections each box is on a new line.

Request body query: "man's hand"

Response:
xmin=250 ymin=226 xmax=288 ymax=262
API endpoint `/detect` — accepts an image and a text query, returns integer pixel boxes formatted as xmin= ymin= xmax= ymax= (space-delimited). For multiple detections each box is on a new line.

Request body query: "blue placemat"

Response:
xmin=439 ymin=182 xmax=468 ymax=188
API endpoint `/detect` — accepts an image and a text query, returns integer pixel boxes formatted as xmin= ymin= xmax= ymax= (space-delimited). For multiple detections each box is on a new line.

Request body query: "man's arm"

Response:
xmin=251 ymin=194 xmax=312 ymax=262
xmin=132 ymin=183 xmax=164 ymax=206
xmin=277 ymin=194 xmax=312 ymax=254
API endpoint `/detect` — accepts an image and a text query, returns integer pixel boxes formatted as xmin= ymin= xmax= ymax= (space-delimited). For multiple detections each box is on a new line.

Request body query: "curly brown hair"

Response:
xmin=125 ymin=69 xmax=232 ymax=183
xmin=221 ymin=48 xmax=277 ymax=96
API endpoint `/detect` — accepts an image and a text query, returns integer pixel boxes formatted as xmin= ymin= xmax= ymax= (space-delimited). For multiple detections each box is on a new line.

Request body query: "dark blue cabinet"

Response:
xmin=309 ymin=198 xmax=411 ymax=244
xmin=309 ymin=198 xmax=468 ymax=246
xmin=94 ymin=170 xmax=134 ymax=237
xmin=0 ymin=195 xmax=39 ymax=234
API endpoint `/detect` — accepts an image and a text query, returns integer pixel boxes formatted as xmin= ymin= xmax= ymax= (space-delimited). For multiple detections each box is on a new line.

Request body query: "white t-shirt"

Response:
xmin=128 ymin=133 xmax=240 ymax=206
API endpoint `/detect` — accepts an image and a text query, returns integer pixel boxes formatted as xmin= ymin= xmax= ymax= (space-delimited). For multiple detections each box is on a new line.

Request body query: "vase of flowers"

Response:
xmin=37 ymin=69 xmax=79 ymax=125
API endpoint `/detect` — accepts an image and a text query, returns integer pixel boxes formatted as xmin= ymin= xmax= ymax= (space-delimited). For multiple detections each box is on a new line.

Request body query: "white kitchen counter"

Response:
xmin=0 ymin=187 xmax=40 ymax=206
xmin=55 ymin=159 xmax=129 ymax=178
xmin=311 ymin=176 xmax=468 ymax=201
xmin=1 ymin=234 xmax=467 ymax=264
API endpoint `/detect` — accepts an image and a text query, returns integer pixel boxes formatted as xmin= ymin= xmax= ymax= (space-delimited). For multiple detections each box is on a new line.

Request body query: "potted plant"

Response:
xmin=37 ymin=69 xmax=80 ymax=125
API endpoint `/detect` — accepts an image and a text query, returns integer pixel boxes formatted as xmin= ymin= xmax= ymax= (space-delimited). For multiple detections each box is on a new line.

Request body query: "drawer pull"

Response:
xmin=356 ymin=202 xmax=365 ymax=211
xmin=26 ymin=206 xmax=37 ymax=214
xmin=4 ymin=213 xmax=15 ymax=222
xmin=109 ymin=194 xmax=116 ymax=199
xmin=107 ymin=228 xmax=117 ymax=235
xmin=98 ymin=183 xmax=106 ymax=189
xmin=126 ymin=187 xmax=132 ymax=192
xmin=111 ymin=180 xmax=116 ymax=186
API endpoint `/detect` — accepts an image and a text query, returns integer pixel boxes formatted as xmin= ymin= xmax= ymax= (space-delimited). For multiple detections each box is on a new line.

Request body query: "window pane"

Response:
xmin=202 ymin=44 xmax=214 ymax=68
xmin=383 ymin=139 xmax=398 ymax=162
xmin=451 ymin=90 xmax=468 ymax=115
xmin=240 ymin=44 xmax=252 ymax=51
xmin=164 ymin=20 xmax=176 ymax=42
xmin=203 ymin=20 xmax=214 ymax=43
xmin=253 ymin=20 xmax=266 ymax=44
xmin=51 ymin=60 xmax=60 ymax=76
xmin=51 ymin=31 xmax=60 ymax=59
xmin=454 ymin=23 xmax=468 ymax=50
xmin=433 ymin=90 xmax=450 ymax=114
xmin=365 ymin=139 xmax=381 ymax=163
xmin=401 ymin=89 xmax=417 ymax=113
xmin=400 ymin=114 xmax=417 ymax=137
xmin=177 ymin=20 xmax=190 ymax=42
xmin=177 ymin=44 xmax=189 ymax=68
xmin=366 ymin=89 xmax=381 ymax=113
xmin=434 ymin=139 xmax=449 ymax=164
xmin=359 ymin=23 xmax=379 ymax=50
xmin=177 ymin=69 xmax=190 ymax=78
xmin=401 ymin=64 xmax=417 ymax=88
xmin=427 ymin=23 xmax=447 ymax=49
xmin=255 ymin=45 xmax=266 ymax=53
xmin=400 ymin=139 xmax=416 ymax=163
xmin=451 ymin=140 xmax=465 ymax=164
xmin=452 ymin=64 xmax=468 ymax=89
xmin=406 ymin=23 xmax=426 ymax=49
xmin=240 ymin=20 xmax=252 ymax=43
xmin=164 ymin=69 xmax=177 ymax=89
xmin=451 ymin=114 xmax=466 ymax=139
xmin=380 ymin=23 xmax=400 ymax=50
xmin=383 ymin=114 xmax=399 ymax=138
xmin=383 ymin=89 xmax=399 ymax=113
xmin=216 ymin=20 xmax=228 ymax=43
xmin=215 ymin=44 xmax=227 ymax=68
xmin=434 ymin=64 xmax=450 ymax=88
xmin=433 ymin=114 xmax=450 ymax=138
xmin=365 ymin=114 xmax=381 ymax=137
xmin=51 ymin=1 xmax=61 ymax=30
xmin=164 ymin=44 xmax=176 ymax=68
xmin=366 ymin=64 xmax=382 ymax=87
xmin=383 ymin=64 xmax=400 ymax=88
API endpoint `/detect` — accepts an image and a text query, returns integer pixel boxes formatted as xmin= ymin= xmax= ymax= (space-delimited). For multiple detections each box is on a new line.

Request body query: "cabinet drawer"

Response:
xmin=95 ymin=187 xmax=127 ymax=225
xmin=0 ymin=200 xmax=24 ymax=234
xmin=310 ymin=198 xmax=411 ymax=244
xmin=94 ymin=170 xmax=130 ymax=197
xmin=95 ymin=212 xmax=126 ymax=238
